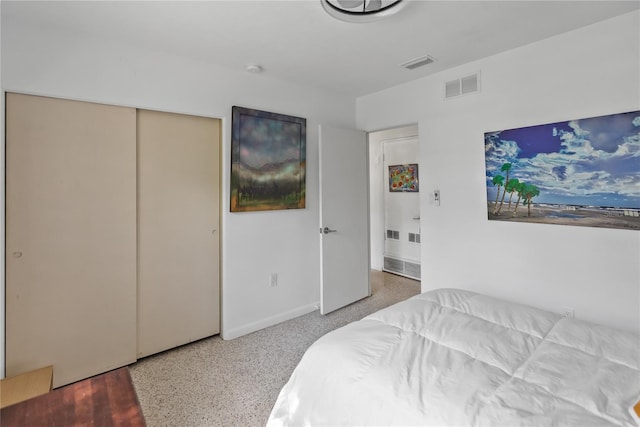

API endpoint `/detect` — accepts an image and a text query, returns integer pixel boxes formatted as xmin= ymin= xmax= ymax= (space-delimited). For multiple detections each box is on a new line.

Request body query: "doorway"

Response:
xmin=368 ymin=125 xmax=420 ymax=280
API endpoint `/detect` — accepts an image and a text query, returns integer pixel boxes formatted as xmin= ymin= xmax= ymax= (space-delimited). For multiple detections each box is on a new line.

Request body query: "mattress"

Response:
xmin=267 ymin=288 xmax=640 ymax=426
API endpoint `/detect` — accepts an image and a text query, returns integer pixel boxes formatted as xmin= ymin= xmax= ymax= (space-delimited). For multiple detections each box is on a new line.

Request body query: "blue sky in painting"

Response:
xmin=485 ymin=111 xmax=640 ymax=208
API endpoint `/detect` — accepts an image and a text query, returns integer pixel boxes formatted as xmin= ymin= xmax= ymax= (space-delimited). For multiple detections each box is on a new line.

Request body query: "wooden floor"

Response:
xmin=1 ymin=368 xmax=146 ymax=427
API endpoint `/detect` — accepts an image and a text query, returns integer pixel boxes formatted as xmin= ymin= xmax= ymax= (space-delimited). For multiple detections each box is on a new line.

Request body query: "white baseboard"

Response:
xmin=221 ymin=302 xmax=319 ymax=340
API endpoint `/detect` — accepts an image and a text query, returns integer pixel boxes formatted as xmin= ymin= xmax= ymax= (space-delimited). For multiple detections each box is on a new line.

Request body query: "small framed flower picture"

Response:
xmin=388 ymin=164 xmax=418 ymax=192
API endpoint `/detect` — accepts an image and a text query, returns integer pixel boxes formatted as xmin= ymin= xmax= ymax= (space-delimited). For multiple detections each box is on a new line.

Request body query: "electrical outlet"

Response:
xmin=270 ymin=273 xmax=278 ymax=287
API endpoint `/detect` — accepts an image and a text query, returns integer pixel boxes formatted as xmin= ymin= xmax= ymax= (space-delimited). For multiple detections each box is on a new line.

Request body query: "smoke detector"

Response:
xmin=246 ymin=64 xmax=263 ymax=74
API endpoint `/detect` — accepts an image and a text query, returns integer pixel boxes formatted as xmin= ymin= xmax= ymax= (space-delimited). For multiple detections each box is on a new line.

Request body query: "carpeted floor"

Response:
xmin=129 ymin=270 xmax=420 ymax=427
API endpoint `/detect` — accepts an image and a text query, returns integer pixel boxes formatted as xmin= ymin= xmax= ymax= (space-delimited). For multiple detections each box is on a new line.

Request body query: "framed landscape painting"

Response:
xmin=231 ymin=106 xmax=306 ymax=212
xmin=484 ymin=110 xmax=640 ymax=230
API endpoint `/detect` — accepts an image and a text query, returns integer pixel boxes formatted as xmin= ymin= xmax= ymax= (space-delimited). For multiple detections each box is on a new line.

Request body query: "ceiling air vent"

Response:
xmin=445 ymin=72 xmax=480 ymax=99
xmin=400 ymin=55 xmax=436 ymax=70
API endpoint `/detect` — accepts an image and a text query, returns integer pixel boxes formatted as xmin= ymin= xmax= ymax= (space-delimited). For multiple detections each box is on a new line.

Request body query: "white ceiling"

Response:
xmin=3 ymin=1 xmax=639 ymax=97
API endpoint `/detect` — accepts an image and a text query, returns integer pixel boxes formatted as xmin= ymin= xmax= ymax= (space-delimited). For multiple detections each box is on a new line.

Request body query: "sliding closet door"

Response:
xmin=5 ymin=93 xmax=137 ymax=387
xmin=137 ymin=109 xmax=220 ymax=358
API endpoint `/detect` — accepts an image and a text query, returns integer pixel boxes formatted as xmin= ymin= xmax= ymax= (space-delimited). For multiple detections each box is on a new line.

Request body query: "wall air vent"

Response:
xmin=400 ymin=55 xmax=436 ymax=70
xmin=384 ymin=256 xmax=404 ymax=273
xmin=404 ymin=261 xmax=421 ymax=279
xmin=445 ymin=72 xmax=480 ymax=99
xmin=386 ymin=229 xmax=400 ymax=240
xmin=383 ymin=256 xmax=421 ymax=280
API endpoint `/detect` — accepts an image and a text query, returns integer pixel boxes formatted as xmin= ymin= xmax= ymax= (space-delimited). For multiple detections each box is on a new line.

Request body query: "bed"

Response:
xmin=267 ymin=288 xmax=640 ymax=426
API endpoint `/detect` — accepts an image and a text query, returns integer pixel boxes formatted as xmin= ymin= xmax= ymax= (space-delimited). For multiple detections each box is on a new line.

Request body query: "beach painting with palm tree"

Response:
xmin=485 ymin=110 xmax=640 ymax=230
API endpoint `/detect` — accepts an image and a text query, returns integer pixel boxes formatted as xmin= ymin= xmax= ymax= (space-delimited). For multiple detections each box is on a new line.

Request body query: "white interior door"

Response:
xmin=319 ymin=125 xmax=370 ymax=315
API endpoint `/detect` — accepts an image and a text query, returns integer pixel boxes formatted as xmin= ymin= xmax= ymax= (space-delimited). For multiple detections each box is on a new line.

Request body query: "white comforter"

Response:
xmin=267 ymin=288 xmax=640 ymax=427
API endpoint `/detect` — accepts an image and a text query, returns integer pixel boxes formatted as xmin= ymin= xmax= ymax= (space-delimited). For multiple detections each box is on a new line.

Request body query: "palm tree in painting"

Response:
xmin=521 ymin=183 xmax=540 ymax=217
xmin=495 ymin=163 xmax=512 ymax=215
xmin=491 ymin=175 xmax=505 ymax=214
xmin=512 ymin=181 xmax=526 ymax=215
xmin=505 ymin=178 xmax=520 ymax=211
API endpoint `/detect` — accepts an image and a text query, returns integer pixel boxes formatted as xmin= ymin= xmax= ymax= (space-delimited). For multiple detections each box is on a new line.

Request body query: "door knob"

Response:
xmin=322 ymin=227 xmax=337 ymax=234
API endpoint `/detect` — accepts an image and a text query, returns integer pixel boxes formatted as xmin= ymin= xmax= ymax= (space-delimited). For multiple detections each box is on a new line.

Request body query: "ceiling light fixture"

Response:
xmin=321 ymin=0 xmax=406 ymax=23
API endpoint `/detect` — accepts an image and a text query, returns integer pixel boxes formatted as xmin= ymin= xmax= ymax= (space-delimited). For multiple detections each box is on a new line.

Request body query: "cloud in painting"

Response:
xmin=574 ymin=114 xmax=638 ymax=153
xmin=484 ymin=132 xmax=520 ymax=176
xmin=239 ymin=116 xmax=302 ymax=168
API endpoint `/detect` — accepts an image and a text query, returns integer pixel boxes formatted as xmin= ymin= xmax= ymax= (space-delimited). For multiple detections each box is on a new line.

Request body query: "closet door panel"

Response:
xmin=137 ymin=109 xmax=220 ymax=358
xmin=6 ymin=93 xmax=137 ymax=387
